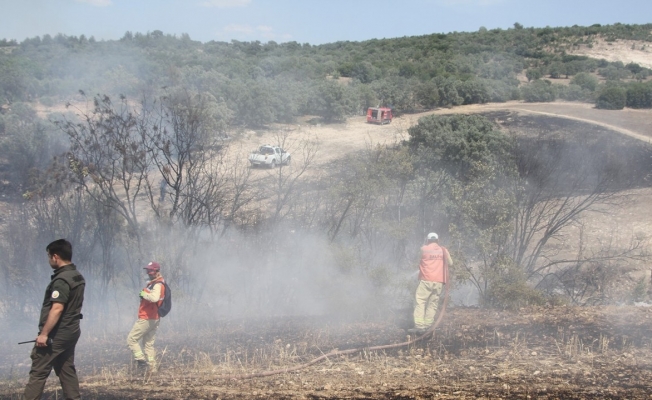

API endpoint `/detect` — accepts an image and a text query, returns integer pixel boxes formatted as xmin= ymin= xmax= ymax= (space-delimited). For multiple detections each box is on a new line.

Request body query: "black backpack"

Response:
xmin=158 ymin=281 xmax=172 ymax=317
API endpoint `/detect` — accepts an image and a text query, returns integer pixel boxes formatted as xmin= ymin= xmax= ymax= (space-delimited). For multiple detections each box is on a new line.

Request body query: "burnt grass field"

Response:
xmin=2 ymin=111 xmax=652 ymax=399
xmin=2 ymin=306 xmax=652 ymax=399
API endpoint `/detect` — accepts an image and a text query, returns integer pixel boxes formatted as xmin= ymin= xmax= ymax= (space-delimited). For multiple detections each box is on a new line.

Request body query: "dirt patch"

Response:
xmin=568 ymin=38 xmax=652 ymax=69
xmin=31 ymin=99 xmax=652 ymax=167
xmin=237 ymin=101 xmax=652 ymax=174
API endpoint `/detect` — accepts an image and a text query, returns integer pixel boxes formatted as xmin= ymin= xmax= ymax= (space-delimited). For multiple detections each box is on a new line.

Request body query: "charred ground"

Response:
xmin=3 ymin=306 xmax=652 ymax=399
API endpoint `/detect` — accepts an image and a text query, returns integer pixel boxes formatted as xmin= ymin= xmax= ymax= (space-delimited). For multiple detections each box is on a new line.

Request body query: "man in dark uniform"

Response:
xmin=24 ymin=239 xmax=85 ymax=400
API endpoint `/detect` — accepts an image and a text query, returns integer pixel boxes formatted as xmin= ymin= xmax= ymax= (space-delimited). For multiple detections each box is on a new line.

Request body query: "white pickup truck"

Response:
xmin=248 ymin=145 xmax=291 ymax=168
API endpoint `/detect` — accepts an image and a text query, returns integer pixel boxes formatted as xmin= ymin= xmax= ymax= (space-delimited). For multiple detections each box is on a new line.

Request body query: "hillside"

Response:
xmin=2 ymin=23 xmax=652 ymax=400
xmin=569 ymin=37 xmax=652 ymax=69
xmin=2 ymin=23 xmax=652 ymax=129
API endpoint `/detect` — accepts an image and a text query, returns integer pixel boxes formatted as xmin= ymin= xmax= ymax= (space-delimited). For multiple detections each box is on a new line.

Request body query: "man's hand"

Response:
xmin=36 ymin=334 xmax=50 ymax=347
xmin=38 ymin=302 xmax=63 ymax=346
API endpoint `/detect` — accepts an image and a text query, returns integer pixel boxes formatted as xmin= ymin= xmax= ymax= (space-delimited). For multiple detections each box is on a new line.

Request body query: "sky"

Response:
xmin=1 ymin=0 xmax=652 ymax=45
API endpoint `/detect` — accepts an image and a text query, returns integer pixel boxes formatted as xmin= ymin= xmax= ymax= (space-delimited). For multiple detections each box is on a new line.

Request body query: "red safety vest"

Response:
xmin=419 ymin=243 xmax=449 ymax=283
xmin=138 ymin=277 xmax=166 ymax=320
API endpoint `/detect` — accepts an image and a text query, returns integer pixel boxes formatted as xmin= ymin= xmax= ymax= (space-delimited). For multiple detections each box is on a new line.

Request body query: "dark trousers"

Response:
xmin=23 ymin=332 xmax=81 ymax=400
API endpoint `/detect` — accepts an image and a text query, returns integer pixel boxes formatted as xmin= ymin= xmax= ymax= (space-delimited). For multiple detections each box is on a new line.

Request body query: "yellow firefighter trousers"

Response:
xmin=413 ymin=280 xmax=444 ymax=330
xmin=127 ymin=319 xmax=160 ymax=367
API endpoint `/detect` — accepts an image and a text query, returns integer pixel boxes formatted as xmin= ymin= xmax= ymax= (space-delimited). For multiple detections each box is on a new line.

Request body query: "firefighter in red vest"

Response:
xmin=409 ymin=233 xmax=452 ymax=334
xmin=127 ymin=261 xmax=166 ymax=371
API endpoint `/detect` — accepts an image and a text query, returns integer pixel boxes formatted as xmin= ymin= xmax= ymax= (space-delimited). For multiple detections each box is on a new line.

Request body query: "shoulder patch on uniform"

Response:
xmin=73 ymin=275 xmax=84 ymax=282
xmin=51 ymin=291 xmax=60 ymax=299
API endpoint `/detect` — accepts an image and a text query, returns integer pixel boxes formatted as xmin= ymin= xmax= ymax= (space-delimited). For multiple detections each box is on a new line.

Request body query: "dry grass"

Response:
xmin=4 ymin=307 xmax=652 ymax=398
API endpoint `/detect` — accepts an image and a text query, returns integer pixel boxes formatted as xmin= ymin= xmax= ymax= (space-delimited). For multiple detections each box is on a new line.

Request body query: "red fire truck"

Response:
xmin=366 ymin=107 xmax=393 ymax=124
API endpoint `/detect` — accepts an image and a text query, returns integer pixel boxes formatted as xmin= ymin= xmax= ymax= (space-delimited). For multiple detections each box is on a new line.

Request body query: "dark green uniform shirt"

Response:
xmin=38 ymin=264 xmax=85 ymax=339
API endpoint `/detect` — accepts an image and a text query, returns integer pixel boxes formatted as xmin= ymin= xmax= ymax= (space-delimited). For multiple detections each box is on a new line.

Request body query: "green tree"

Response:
xmin=226 ymin=79 xmax=275 ymax=127
xmin=0 ymin=57 xmax=29 ymax=102
xmin=456 ymin=80 xmax=490 ymax=104
xmin=371 ymin=77 xmax=418 ymax=113
xmin=570 ymin=72 xmax=598 ymax=91
xmin=407 ymin=114 xmax=514 ymax=180
xmin=415 ymin=80 xmax=440 ymax=109
xmin=0 ymin=103 xmax=53 ymax=193
xmin=520 ymin=79 xmax=558 ymax=102
xmin=625 ymin=62 xmax=643 ymax=74
xmin=482 ymin=78 xmax=517 ymax=102
xmin=596 ymin=86 xmax=626 ymax=109
xmin=598 ymin=65 xmax=629 ymax=80
xmin=626 ymin=82 xmax=652 ymax=108
xmin=308 ymin=80 xmax=356 ymax=123
xmin=525 ymin=68 xmax=542 ymax=82
xmin=433 ymin=77 xmax=463 ymax=107
xmin=558 ymin=84 xmax=590 ymax=101
xmin=548 ymin=62 xmax=565 ymax=79
xmin=349 ymin=61 xmax=378 ymax=84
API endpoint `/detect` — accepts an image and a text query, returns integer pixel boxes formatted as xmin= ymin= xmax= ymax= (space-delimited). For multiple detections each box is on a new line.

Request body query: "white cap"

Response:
xmin=427 ymin=232 xmax=438 ymax=240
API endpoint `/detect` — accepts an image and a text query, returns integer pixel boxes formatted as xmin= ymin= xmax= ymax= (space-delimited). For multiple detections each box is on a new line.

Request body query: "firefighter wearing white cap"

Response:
xmin=410 ymin=233 xmax=452 ymax=334
xmin=127 ymin=261 xmax=166 ymax=371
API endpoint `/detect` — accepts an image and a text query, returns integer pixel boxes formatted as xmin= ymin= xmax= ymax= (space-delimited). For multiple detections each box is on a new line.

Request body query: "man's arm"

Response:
xmin=140 ymin=283 xmax=162 ymax=303
xmin=444 ymin=248 xmax=453 ymax=267
xmin=36 ymin=302 xmax=64 ymax=347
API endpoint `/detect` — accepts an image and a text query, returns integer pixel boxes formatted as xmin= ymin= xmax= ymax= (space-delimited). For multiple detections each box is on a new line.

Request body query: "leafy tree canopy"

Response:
xmin=0 ymin=23 xmax=651 ymax=127
xmin=406 ymin=114 xmax=515 ymax=179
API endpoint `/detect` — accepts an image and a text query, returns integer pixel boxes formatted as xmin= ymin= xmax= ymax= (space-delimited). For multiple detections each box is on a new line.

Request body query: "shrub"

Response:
xmin=596 ymin=86 xmax=626 ymax=109
xmin=548 ymin=62 xmax=565 ymax=79
xmin=570 ymin=72 xmax=599 ymax=91
xmin=484 ymin=269 xmax=546 ymax=310
xmin=482 ymin=79 xmax=513 ymax=102
xmin=39 ymin=96 xmax=55 ymax=107
xmin=631 ymin=277 xmax=647 ymax=303
xmin=626 ymin=62 xmax=643 ymax=74
xmin=626 ymin=82 xmax=652 ymax=108
xmin=558 ymin=84 xmax=591 ymax=101
xmin=520 ymin=80 xmax=557 ymax=102
xmin=525 ymin=68 xmax=542 ymax=81
xmin=456 ymin=79 xmax=490 ymax=104
xmin=598 ymin=65 xmax=629 ymax=80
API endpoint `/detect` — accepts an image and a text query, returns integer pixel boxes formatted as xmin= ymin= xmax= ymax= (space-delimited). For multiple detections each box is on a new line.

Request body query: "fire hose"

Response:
xmin=215 ymin=264 xmax=451 ymax=380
